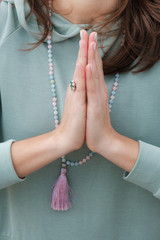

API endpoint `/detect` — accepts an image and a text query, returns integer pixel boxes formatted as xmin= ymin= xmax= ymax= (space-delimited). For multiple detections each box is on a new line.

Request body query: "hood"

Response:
xmin=3 ymin=0 xmax=121 ymax=56
xmin=3 ymin=0 xmax=89 ymax=43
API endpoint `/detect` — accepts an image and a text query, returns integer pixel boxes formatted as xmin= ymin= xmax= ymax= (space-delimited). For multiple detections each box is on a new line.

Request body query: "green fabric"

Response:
xmin=1 ymin=0 xmax=160 ymax=239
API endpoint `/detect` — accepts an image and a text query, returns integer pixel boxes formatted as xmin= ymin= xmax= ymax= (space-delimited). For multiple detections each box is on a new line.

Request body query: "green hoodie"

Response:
xmin=0 ymin=0 xmax=160 ymax=239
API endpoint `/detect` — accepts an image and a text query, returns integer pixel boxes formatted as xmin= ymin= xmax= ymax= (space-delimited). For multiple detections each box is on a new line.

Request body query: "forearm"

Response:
xmin=97 ymin=131 xmax=139 ymax=172
xmin=11 ymin=128 xmax=70 ymax=179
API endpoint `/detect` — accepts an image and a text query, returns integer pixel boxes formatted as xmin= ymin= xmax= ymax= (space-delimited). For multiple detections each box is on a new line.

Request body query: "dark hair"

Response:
xmin=22 ymin=0 xmax=160 ymax=74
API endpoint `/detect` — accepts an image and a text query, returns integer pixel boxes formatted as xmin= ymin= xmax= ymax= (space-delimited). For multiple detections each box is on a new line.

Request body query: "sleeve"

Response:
xmin=0 ymin=139 xmax=26 ymax=190
xmin=0 ymin=0 xmax=27 ymax=189
xmin=0 ymin=0 xmax=20 ymax=47
xmin=123 ymin=140 xmax=160 ymax=200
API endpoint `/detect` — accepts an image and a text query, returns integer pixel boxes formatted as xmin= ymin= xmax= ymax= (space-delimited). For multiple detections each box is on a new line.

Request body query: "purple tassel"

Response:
xmin=50 ymin=168 xmax=75 ymax=211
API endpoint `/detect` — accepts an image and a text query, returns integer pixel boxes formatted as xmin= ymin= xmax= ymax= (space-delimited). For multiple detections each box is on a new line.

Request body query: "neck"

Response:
xmin=52 ymin=0 xmax=118 ymax=24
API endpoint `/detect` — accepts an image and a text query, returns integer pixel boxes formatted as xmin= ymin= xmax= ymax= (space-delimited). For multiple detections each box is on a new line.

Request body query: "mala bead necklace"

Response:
xmin=47 ymin=0 xmax=120 ymax=211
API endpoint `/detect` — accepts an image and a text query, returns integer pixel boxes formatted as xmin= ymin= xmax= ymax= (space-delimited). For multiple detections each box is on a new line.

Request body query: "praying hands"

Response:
xmin=58 ymin=29 xmax=139 ymax=173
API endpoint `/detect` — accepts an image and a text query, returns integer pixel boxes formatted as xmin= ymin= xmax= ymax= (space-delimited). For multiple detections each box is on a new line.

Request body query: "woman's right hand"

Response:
xmin=8 ymin=30 xmax=89 ymax=180
xmin=55 ymin=30 xmax=89 ymax=152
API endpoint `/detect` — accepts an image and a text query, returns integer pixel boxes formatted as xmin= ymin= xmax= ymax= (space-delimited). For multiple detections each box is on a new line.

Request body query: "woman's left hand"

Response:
xmin=84 ymin=31 xmax=139 ymax=172
xmin=85 ymin=31 xmax=118 ymax=153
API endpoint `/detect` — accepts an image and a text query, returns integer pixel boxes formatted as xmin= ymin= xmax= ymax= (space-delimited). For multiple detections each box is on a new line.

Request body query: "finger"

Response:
xmin=68 ymin=62 xmax=86 ymax=104
xmin=86 ymin=63 xmax=96 ymax=105
xmin=78 ymin=39 xmax=88 ymax=67
xmin=77 ymin=29 xmax=89 ymax=67
xmin=88 ymin=32 xmax=96 ymax=46
xmin=73 ymin=30 xmax=88 ymax=81
xmin=88 ymin=40 xmax=99 ymax=89
xmin=76 ymin=62 xmax=86 ymax=93
xmin=89 ymin=32 xmax=104 ymax=80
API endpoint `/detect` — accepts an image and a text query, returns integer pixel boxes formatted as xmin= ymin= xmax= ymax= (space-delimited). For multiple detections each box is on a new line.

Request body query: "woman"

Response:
xmin=0 ymin=0 xmax=160 ymax=239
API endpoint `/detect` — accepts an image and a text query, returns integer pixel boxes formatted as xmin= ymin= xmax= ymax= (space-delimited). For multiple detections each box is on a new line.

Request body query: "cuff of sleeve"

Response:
xmin=0 ymin=139 xmax=26 ymax=190
xmin=123 ymin=140 xmax=160 ymax=199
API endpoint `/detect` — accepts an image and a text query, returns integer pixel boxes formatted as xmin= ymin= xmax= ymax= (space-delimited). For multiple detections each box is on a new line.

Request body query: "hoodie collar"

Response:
xmin=4 ymin=0 xmax=88 ymax=43
xmin=3 ymin=0 xmax=121 ymax=57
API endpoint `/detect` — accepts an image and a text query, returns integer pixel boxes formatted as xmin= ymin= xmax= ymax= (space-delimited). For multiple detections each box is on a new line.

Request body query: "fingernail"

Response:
xmin=80 ymin=30 xmax=83 ymax=39
xmin=94 ymin=32 xmax=97 ymax=42
xmin=94 ymin=42 xmax=96 ymax=51
xmin=79 ymin=40 xmax=81 ymax=48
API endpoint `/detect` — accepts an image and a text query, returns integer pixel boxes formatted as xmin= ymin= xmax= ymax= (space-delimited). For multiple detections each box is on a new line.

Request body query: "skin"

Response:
xmin=58 ymin=29 xmax=139 ymax=173
xmin=55 ymin=0 xmax=139 ymax=173
xmin=52 ymin=0 xmax=119 ymax=24
xmin=11 ymin=0 xmax=139 ymax=178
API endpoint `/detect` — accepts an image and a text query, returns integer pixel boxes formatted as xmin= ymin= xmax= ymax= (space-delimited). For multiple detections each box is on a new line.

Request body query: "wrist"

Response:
xmin=51 ymin=127 xmax=74 ymax=156
xmin=96 ymin=130 xmax=139 ymax=172
xmin=95 ymin=128 xmax=119 ymax=156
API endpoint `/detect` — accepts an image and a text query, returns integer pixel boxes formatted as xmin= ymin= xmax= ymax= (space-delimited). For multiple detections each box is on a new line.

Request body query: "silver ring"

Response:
xmin=70 ymin=80 xmax=77 ymax=91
